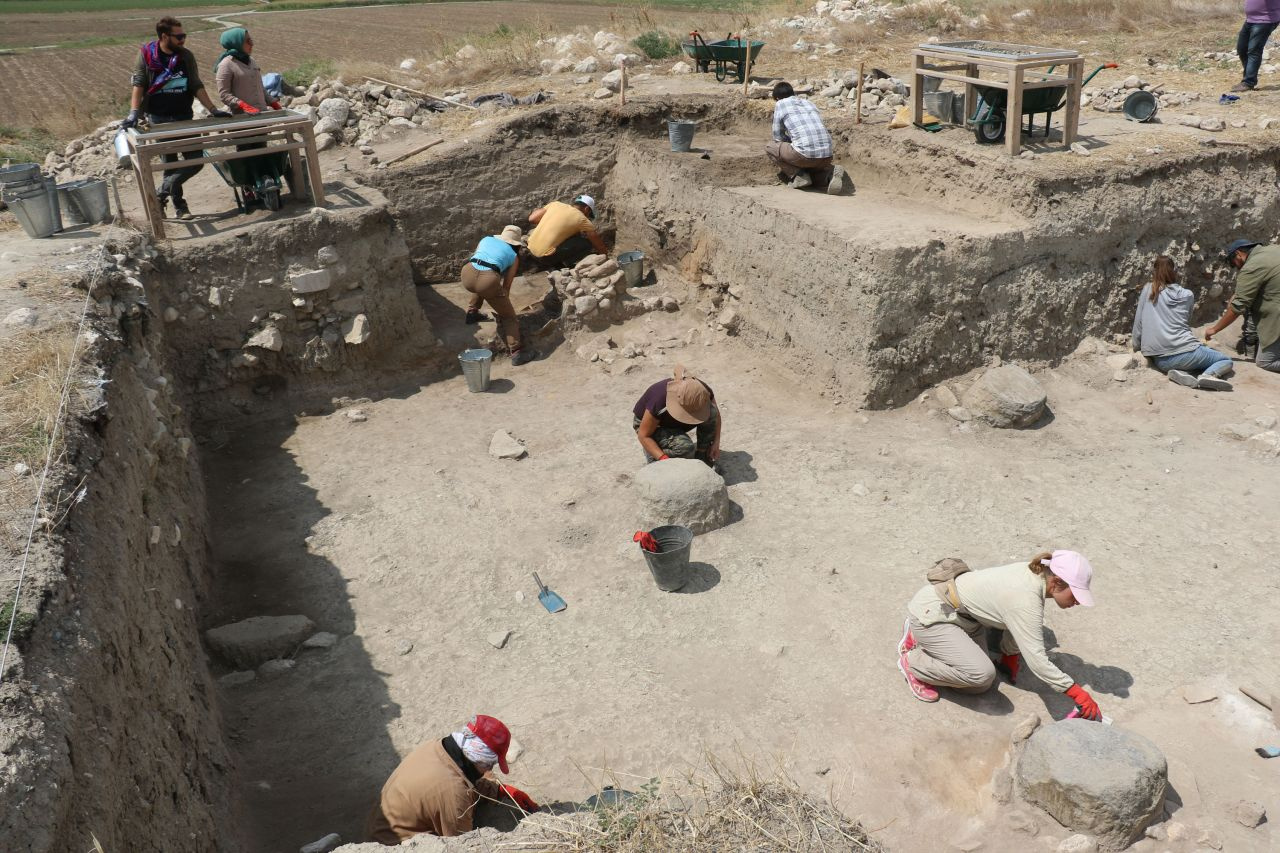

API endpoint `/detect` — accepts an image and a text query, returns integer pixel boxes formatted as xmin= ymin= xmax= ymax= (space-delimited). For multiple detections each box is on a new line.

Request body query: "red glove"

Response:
xmin=1066 ymin=684 xmax=1101 ymax=721
xmin=658 ymin=454 xmax=670 ymax=461
xmin=997 ymin=653 xmax=1020 ymax=683
xmin=633 ymin=531 xmax=659 ymax=553
xmin=269 ymin=100 xmax=281 ymax=110
xmin=239 ymin=102 xmax=260 ymax=114
xmin=499 ymin=784 xmax=539 ymax=812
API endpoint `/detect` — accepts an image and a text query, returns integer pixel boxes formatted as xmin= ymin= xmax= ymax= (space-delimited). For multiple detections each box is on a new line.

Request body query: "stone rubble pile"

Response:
xmin=1083 ymin=75 xmax=1200 ymax=113
xmin=536 ymin=30 xmax=643 ymax=75
xmin=548 ymin=253 xmax=678 ymax=327
xmin=806 ymin=70 xmax=910 ymax=117
xmin=282 ymin=78 xmax=444 ymax=154
xmin=779 ymin=0 xmax=977 ymax=56
xmin=42 ymin=122 xmax=127 ymax=181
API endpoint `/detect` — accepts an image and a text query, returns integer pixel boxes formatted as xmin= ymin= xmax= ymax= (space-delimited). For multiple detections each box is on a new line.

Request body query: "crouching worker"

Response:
xmin=461 ymin=226 xmax=536 ymax=366
xmin=368 ymin=715 xmax=539 ymax=843
xmin=896 ymin=551 xmax=1103 ymax=722
xmin=632 ymin=365 xmax=721 ymax=465
xmin=526 ymin=194 xmax=609 ymax=270
xmin=1132 ymin=256 xmax=1233 ymax=391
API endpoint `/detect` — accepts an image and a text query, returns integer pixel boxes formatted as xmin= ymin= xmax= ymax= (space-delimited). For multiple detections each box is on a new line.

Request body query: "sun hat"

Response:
xmin=497 ymin=225 xmax=523 ymax=246
xmin=1042 ymin=550 xmax=1094 ymax=607
xmin=1222 ymin=238 xmax=1259 ymax=260
xmin=665 ymin=364 xmax=711 ymax=424
xmin=573 ymin=194 xmax=596 ymax=218
xmin=466 ymin=714 xmax=512 ymax=773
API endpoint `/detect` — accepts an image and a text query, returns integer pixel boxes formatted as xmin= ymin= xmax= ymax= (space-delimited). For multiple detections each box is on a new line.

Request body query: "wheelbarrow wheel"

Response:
xmin=714 ymin=61 xmax=727 ymax=82
xmin=697 ymin=60 xmax=709 ymax=73
xmin=973 ymin=108 xmax=1006 ymax=144
xmin=263 ymin=185 xmax=283 ymax=211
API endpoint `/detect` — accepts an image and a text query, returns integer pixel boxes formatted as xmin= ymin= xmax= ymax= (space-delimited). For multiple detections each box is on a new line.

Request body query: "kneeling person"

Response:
xmin=367 ymin=715 xmax=538 ymax=843
xmin=633 ymin=365 xmax=721 ymax=465
xmin=766 ymin=82 xmax=846 ymax=194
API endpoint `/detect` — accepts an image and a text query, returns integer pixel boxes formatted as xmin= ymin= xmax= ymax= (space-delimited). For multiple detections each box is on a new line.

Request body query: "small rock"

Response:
xmin=850 ymin=483 xmax=869 ymax=497
xmin=302 ymin=632 xmax=338 ymax=650
xmin=290 ymin=269 xmax=332 ymax=293
xmin=245 ymin=326 xmax=283 ymax=352
xmin=345 ymin=410 xmax=368 ymax=423
xmin=1180 ymin=683 xmax=1217 ymax=704
xmin=660 ymin=296 xmax=679 ymax=312
xmin=396 ymin=641 xmax=414 ymax=656
xmin=342 ymin=313 xmax=370 ymax=345
xmin=1106 ymin=352 xmax=1140 ymax=372
xmin=1008 ymin=810 xmax=1039 ymax=836
xmin=11 ymin=462 xmax=31 ymax=477
xmin=592 ymin=87 xmax=613 ymax=100
xmin=489 ymin=430 xmax=527 ymax=460
xmin=1056 ymin=835 xmax=1096 ymax=853
xmin=934 ymin=385 xmax=959 ymax=408
xmin=1122 ymin=75 xmax=1142 ymax=89
xmin=1246 ymin=430 xmax=1280 ymax=457
xmin=299 ymin=833 xmax=342 ymax=853
xmin=1197 ymin=828 xmax=1223 ymax=850
xmin=2 ymin=308 xmax=39 ymax=328
xmin=1111 ymin=370 xmax=1129 ymax=382
xmin=717 ymin=306 xmax=741 ymax=333
xmin=219 ymin=670 xmax=256 ymax=687
xmin=488 ymin=630 xmax=512 ymax=649
xmin=1177 ymin=114 xmax=1204 ymax=127
xmin=670 ymin=61 xmax=693 ymax=74
xmin=257 ymin=659 xmax=297 ymax=679
xmin=1165 ymin=821 xmax=1189 ymax=841
xmin=947 ymin=406 xmax=973 ymax=422
xmin=1069 ymin=142 xmax=1091 ymax=156
xmin=506 ymin=736 xmax=524 ymax=764
xmin=1256 ymin=413 xmax=1278 ymax=429
xmin=163 ymin=307 xmax=179 ymax=323
xmin=1011 ymin=713 xmax=1042 ymax=743
xmin=1220 ymin=422 xmax=1258 ymax=441
xmin=962 ymin=365 xmax=1047 ymax=428
xmin=574 ymin=295 xmax=599 ymax=316
xmin=1231 ymin=799 xmax=1266 ymax=828
xmin=316 ymin=245 xmax=340 ymax=266
xmin=1199 ymin=117 xmax=1225 ymax=131
xmin=601 ymin=69 xmax=623 ymax=92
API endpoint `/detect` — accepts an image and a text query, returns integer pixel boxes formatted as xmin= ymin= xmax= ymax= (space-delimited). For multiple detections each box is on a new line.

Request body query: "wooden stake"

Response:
xmin=385 ymin=137 xmax=444 ymax=166
xmin=742 ymin=32 xmax=753 ymax=94
xmin=620 ymin=65 xmax=627 ymax=106
xmin=855 ymin=61 xmax=865 ymax=124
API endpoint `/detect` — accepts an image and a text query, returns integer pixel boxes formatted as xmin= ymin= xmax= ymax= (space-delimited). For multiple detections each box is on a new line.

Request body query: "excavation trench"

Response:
xmin=6 ymin=100 xmax=1280 ymax=852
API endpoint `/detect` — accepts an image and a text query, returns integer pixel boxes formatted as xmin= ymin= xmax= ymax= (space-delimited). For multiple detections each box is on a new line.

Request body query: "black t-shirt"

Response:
xmin=632 ymin=378 xmax=715 ymax=430
xmin=134 ymin=46 xmax=201 ymax=118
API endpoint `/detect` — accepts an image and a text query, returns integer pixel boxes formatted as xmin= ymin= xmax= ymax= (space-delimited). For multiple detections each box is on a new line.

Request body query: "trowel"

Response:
xmin=532 ymin=572 xmax=566 ymax=614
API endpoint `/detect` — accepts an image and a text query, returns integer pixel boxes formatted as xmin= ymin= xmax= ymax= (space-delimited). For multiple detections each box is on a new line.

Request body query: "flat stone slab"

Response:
xmin=205 ymin=614 xmax=315 ymax=669
xmin=1016 ymin=720 xmax=1167 ymax=851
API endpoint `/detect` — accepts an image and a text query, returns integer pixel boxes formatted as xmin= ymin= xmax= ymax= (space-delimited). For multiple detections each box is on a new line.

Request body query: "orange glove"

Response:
xmin=499 ymin=784 xmax=539 ymax=812
xmin=633 ymin=531 xmax=659 ymax=553
xmin=239 ymin=102 xmax=260 ymax=114
xmin=1066 ymin=684 xmax=1101 ymax=721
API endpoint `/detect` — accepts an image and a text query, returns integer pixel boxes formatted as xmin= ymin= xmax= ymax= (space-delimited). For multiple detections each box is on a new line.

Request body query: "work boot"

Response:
xmin=898 ymin=652 xmax=939 ymax=703
xmin=1231 ymin=81 xmax=1254 ymax=93
xmin=464 ymin=309 xmax=489 ymax=325
xmin=510 ymin=347 xmax=537 ymax=366
xmin=156 ymin=192 xmax=170 ymax=217
xmin=172 ymin=198 xmax=193 ymax=221
xmin=897 ymin=618 xmax=916 ymax=655
xmin=790 ymin=171 xmax=813 ymax=190
xmin=826 ymin=165 xmax=847 ymax=196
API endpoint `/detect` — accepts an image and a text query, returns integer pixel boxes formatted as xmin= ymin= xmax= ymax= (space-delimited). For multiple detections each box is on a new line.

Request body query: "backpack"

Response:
xmin=927 ymin=557 xmax=970 ymax=609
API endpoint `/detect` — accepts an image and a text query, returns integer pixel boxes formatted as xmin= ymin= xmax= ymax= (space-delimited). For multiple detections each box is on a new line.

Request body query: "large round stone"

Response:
xmin=962 ymin=364 xmax=1048 ymax=428
xmin=1016 ymin=720 xmax=1167 ymax=851
xmin=634 ymin=458 xmax=731 ymax=534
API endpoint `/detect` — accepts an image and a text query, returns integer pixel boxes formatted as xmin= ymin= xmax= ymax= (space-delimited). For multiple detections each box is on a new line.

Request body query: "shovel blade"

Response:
xmin=538 ymin=589 xmax=567 ymax=613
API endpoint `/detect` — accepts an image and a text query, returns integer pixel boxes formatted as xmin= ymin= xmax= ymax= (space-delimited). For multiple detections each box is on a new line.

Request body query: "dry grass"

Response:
xmin=512 ymin=755 xmax=885 ymax=852
xmin=959 ymin=0 xmax=1238 ymax=34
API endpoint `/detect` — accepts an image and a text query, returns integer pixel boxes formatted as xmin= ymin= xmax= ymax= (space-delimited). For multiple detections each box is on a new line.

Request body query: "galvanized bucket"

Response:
xmin=640 ymin=525 xmax=693 ymax=591
xmin=923 ymin=91 xmax=955 ymax=123
xmin=668 ymin=119 xmax=697 ymax=152
xmin=0 ymin=163 xmax=40 ymax=194
xmin=459 ymin=348 xmax=493 ymax=393
xmin=68 ymin=179 xmax=111 ymax=224
xmin=9 ymin=184 xmax=61 ymax=238
xmin=617 ymin=250 xmax=645 ymax=289
xmin=43 ymin=177 xmax=63 ymax=233
xmin=58 ymin=181 xmax=86 ymax=226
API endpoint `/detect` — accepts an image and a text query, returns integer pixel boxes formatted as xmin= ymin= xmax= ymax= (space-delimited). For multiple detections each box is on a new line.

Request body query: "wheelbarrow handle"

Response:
xmin=1080 ymin=62 xmax=1119 ymax=86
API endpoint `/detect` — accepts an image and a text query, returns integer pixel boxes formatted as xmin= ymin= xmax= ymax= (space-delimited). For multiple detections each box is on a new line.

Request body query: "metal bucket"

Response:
xmin=1122 ymin=90 xmax=1158 ymax=123
xmin=668 ymin=119 xmax=697 ymax=152
xmin=9 ymin=185 xmax=60 ymax=238
xmin=58 ymin=181 xmax=86 ymax=226
xmin=618 ymin=250 xmax=645 ymax=289
xmin=43 ymin=177 xmax=63 ymax=233
xmin=952 ymin=94 xmax=968 ymax=125
xmin=640 ymin=524 xmax=693 ymax=591
xmin=0 ymin=163 xmax=40 ymax=193
xmin=458 ymin=348 xmax=493 ymax=393
xmin=923 ymin=91 xmax=954 ymax=122
xmin=68 ymin=179 xmax=111 ymax=224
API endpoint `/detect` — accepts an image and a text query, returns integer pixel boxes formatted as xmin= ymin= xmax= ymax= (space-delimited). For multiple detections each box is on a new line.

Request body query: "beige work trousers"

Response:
xmin=904 ymin=616 xmax=1002 ymax=694
xmin=460 ymin=264 xmax=522 ymax=352
xmin=765 ymin=141 xmax=833 ymax=181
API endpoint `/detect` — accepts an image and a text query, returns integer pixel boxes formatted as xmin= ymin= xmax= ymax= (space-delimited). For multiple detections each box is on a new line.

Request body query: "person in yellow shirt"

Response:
xmin=896 ymin=550 xmax=1103 ymax=722
xmin=526 ymin=194 xmax=609 ymax=269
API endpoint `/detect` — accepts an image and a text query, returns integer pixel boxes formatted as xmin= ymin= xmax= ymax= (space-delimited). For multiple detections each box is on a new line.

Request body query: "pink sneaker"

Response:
xmin=898 ymin=652 xmax=939 ymax=702
xmin=898 ymin=618 xmax=916 ymax=655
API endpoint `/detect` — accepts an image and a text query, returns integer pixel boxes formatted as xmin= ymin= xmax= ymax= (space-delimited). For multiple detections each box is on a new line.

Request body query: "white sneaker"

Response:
xmin=826 ymin=165 xmax=847 ymax=195
xmin=790 ymin=171 xmax=812 ymax=189
xmin=1167 ymin=370 xmax=1197 ymax=388
xmin=1196 ymin=374 xmax=1233 ymax=391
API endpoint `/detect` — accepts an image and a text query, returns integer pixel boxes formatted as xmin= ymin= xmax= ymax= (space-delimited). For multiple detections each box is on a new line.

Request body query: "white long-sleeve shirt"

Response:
xmin=908 ymin=562 xmax=1074 ymax=691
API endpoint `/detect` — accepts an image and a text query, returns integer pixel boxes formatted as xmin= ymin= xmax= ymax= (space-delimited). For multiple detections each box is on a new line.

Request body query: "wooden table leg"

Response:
xmin=912 ymin=53 xmax=925 ymax=126
xmin=964 ymin=63 xmax=978 ymax=128
xmin=300 ymin=127 xmax=326 ymax=207
xmin=134 ymin=152 xmax=166 ymax=240
xmin=1063 ymin=59 xmax=1082 ymax=147
xmin=1006 ymin=66 xmax=1024 ymax=157
xmin=288 ymin=133 xmax=306 ymax=203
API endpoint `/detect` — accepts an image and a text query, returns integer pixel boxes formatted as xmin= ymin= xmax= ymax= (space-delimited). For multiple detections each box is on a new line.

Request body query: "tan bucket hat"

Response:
xmin=666 ymin=364 xmax=711 ymax=424
xmin=497 ymin=225 xmax=524 ymax=246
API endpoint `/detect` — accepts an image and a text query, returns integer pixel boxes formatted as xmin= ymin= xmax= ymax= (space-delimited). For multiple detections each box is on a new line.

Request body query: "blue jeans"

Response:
xmin=1237 ymin=22 xmax=1279 ymax=87
xmin=1152 ymin=345 xmax=1234 ymax=377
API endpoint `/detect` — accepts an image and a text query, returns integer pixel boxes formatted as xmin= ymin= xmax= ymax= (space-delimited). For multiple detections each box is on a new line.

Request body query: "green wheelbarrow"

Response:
xmin=970 ymin=62 xmax=1117 ymax=144
xmin=681 ymin=31 xmax=764 ymax=83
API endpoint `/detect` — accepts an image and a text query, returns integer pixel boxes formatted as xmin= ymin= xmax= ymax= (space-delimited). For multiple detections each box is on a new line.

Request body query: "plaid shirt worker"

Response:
xmin=771 ymin=96 xmax=832 ymax=159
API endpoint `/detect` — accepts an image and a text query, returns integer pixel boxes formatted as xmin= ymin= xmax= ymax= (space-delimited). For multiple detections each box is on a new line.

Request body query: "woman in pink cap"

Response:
xmin=896 ymin=550 xmax=1102 ymax=721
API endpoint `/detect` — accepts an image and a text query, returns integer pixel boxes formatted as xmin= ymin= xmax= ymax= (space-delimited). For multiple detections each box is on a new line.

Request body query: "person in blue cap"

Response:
xmin=1205 ymin=239 xmax=1280 ymax=373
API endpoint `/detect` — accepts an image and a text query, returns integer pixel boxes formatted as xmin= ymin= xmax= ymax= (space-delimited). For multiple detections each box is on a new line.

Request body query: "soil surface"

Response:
xmin=202 ymin=278 xmax=1280 ymax=852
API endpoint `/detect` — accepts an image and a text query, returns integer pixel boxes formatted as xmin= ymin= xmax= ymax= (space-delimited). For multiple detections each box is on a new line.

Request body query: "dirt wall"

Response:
xmin=0 ymin=253 xmax=236 ymax=853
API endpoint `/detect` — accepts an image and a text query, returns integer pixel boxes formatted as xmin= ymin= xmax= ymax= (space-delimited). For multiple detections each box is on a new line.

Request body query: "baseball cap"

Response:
xmin=497 ymin=225 xmax=523 ymax=246
xmin=466 ymin=714 xmax=512 ymax=773
xmin=1045 ymin=550 xmax=1094 ymax=607
xmin=666 ymin=364 xmax=711 ymax=424
xmin=1222 ymin=239 xmax=1259 ymax=260
xmin=573 ymin=194 xmax=596 ymax=217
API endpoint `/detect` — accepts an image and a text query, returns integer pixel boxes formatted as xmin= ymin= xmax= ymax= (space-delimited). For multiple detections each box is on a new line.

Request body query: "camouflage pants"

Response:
xmin=632 ymin=408 xmax=718 ymax=464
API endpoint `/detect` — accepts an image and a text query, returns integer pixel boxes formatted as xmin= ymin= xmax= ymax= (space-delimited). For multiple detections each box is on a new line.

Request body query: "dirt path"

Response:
xmin=202 ymin=279 xmax=1280 ymax=851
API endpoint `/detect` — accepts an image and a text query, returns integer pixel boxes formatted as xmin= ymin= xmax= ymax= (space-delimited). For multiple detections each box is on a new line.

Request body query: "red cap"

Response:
xmin=467 ymin=715 xmax=511 ymax=773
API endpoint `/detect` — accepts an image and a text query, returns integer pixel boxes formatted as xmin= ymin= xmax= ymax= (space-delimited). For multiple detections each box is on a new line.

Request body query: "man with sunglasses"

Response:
xmin=123 ymin=16 xmax=230 ymax=220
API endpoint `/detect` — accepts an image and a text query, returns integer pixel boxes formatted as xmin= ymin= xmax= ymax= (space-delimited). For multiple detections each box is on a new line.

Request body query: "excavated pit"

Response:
xmin=6 ymin=99 xmax=1280 ymax=852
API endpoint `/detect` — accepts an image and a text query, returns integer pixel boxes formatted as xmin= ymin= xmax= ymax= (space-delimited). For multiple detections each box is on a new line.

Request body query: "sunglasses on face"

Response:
xmin=169 ymin=33 xmax=187 ymax=41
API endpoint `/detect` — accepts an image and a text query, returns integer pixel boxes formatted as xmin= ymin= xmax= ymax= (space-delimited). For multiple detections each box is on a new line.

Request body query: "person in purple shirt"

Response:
xmin=631 ymin=365 xmax=721 ymax=465
xmin=1234 ymin=0 xmax=1280 ymax=91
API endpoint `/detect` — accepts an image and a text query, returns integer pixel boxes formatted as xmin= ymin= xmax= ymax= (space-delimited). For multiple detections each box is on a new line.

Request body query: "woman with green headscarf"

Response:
xmin=214 ymin=27 xmax=288 ymax=202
